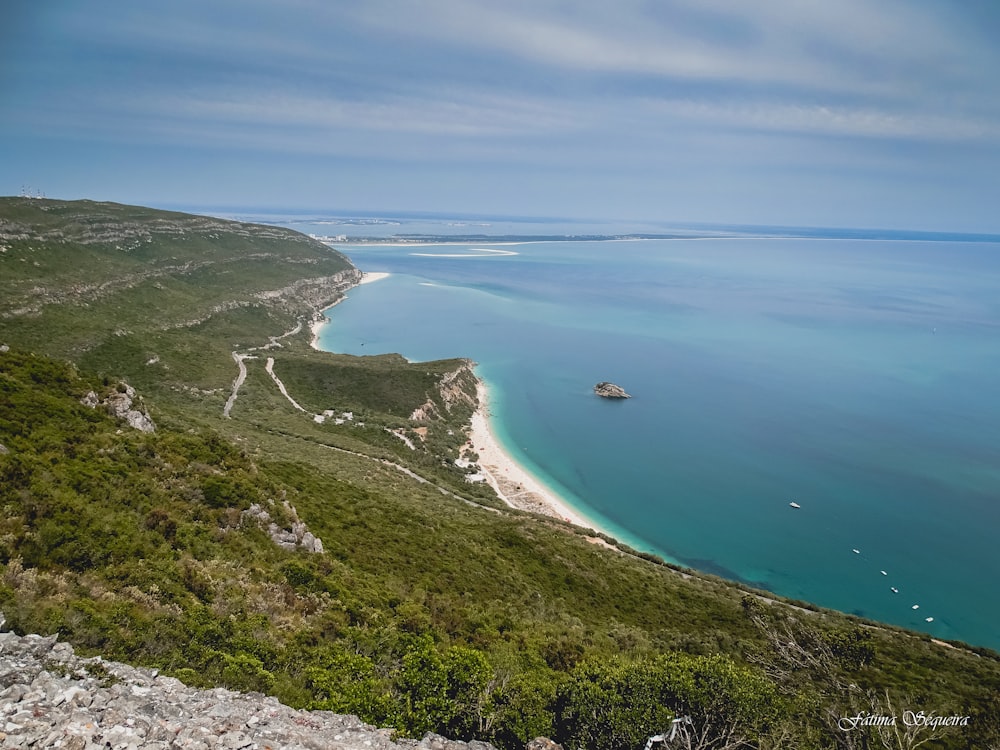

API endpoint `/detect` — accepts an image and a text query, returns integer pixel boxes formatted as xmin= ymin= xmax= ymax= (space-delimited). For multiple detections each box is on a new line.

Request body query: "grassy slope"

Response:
xmin=1 ymin=198 xmax=998 ymax=749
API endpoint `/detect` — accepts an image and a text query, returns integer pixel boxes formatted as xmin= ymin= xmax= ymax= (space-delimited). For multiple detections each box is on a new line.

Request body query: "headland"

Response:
xmin=309 ymin=270 xmax=613 ymax=538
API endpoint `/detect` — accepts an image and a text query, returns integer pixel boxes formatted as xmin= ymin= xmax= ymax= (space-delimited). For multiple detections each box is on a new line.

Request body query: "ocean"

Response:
xmin=273 ymin=217 xmax=1000 ymax=651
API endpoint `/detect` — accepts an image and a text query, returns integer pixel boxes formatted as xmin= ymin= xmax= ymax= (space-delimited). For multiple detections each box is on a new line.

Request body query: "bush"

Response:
xmin=200 ymin=475 xmax=254 ymax=509
xmin=397 ymin=638 xmax=493 ymax=740
xmin=556 ymin=653 xmax=780 ymax=750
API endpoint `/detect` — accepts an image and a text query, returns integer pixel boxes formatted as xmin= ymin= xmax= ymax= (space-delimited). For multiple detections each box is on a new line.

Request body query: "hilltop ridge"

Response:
xmin=0 ymin=197 xmax=359 ymax=364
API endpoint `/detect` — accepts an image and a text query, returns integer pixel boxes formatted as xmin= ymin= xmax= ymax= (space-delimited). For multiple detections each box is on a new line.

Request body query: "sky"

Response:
xmin=2 ymin=1 xmax=1000 ymax=231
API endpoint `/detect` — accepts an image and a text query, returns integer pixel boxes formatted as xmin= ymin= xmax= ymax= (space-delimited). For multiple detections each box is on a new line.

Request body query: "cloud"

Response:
xmin=12 ymin=83 xmax=586 ymax=164
xmin=104 ymin=78 xmax=996 ymax=161
xmin=148 ymin=89 xmax=578 ymax=137
xmin=641 ymin=99 xmax=998 ymax=143
xmin=3 ymin=1 xmax=1000 ymax=229
xmin=11 ymin=0 xmax=996 ymax=154
xmin=345 ymin=0 xmax=996 ymax=101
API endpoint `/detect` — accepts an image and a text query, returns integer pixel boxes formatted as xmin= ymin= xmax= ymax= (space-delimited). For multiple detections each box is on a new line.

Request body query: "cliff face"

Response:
xmin=410 ymin=360 xmax=478 ymax=422
xmin=255 ymin=268 xmax=363 ymax=318
xmin=0 ymin=615 xmax=498 ymax=750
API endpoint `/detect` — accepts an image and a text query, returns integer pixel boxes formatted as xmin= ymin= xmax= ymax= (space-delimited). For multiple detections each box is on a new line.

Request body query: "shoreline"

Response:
xmin=358 ymin=271 xmax=391 ymax=285
xmin=310 ymin=271 xmax=391 ymax=348
xmin=467 ymin=381 xmax=618 ymax=545
xmin=311 ymin=269 xmax=620 ymax=547
xmin=305 ymin=254 xmax=989 ymax=649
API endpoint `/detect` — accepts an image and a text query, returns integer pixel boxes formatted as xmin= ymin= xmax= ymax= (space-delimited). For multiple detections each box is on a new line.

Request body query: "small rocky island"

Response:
xmin=593 ymin=381 xmax=631 ymax=399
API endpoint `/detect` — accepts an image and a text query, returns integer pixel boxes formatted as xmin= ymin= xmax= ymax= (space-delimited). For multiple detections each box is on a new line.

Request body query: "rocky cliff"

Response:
xmin=409 ymin=360 xmax=478 ymax=422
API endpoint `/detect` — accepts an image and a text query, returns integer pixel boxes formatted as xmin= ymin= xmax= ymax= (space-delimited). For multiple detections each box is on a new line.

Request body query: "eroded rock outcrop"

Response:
xmin=242 ymin=500 xmax=325 ymax=554
xmin=81 ymin=384 xmax=156 ymax=432
xmin=0 ymin=614 xmax=498 ymax=750
xmin=593 ymin=381 xmax=631 ymax=399
xmin=410 ymin=361 xmax=477 ymax=422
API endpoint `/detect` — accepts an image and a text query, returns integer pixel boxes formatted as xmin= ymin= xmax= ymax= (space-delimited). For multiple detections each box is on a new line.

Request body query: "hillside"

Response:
xmin=1 ymin=198 xmax=998 ymax=749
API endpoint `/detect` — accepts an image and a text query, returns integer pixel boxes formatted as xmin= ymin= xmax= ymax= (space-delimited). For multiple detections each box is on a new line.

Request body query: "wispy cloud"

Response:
xmin=12 ymin=0 xmax=996 ymax=150
xmin=2 ymin=1 xmax=999 ymax=227
xmin=346 ymin=0 xmax=995 ymax=100
xmin=141 ymin=88 xmax=579 ymax=138
xmin=641 ymin=98 xmax=999 ymax=143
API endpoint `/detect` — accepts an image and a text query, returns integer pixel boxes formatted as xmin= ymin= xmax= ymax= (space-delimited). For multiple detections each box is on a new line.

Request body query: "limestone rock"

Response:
xmin=104 ymin=383 xmax=156 ymax=432
xmin=0 ymin=615 xmax=497 ymax=750
xmin=593 ymin=381 xmax=631 ymax=399
xmin=417 ymin=733 xmax=496 ymax=750
xmin=242 ymin=501 xmax=324 ymax=554
xmin=410 ymin=361 xmax=477 ymax=421
xmin=526 ymin=739 xmax=564 ymax=750
xmin=81 ymin=384 xmax=156 ymax=432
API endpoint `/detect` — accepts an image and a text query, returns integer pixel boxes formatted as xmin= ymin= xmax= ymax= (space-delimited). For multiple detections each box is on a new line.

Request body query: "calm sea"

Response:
xmin=298 ymin=229 xmax=1000 ymax=651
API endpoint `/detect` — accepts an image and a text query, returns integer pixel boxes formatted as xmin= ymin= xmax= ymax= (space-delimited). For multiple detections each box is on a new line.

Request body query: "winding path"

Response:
xmin=222 ymin=321 xmax=305 ymax=418
xmin=223 ymin=352 xmax=254 ymax=418
xmin=265 ymin=357 xmax=306 ymax=412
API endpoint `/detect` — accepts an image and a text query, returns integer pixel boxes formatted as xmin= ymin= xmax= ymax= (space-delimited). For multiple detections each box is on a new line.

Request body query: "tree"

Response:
xmin=396 ymin=638 xmax=493 ymax=739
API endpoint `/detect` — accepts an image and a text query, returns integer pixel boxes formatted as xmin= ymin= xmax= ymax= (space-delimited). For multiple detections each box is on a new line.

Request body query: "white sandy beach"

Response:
xmin=467 ymin=382 xmax=609 ymax=535
xmin=309 ymin=304 xmax=339 ymax=350
xmin=311 ymin=269 xmax=616 ymax=544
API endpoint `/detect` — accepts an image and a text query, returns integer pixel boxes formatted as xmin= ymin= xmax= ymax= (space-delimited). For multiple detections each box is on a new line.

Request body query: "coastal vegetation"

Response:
xmin=1 ymin=198 xmax=998 ymax=749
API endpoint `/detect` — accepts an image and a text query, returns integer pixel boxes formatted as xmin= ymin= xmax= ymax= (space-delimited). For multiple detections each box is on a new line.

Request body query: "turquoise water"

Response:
xmin=314 ymin=237 xmax=1000 ymax=651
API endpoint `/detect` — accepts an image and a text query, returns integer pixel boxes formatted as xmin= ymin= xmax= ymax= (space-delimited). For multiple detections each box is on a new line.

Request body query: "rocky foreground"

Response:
xmin=0 ymin=615 xmax=501 ymax=750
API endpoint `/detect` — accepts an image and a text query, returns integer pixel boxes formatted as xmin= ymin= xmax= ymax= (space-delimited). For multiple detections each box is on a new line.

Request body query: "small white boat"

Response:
xmin=891 ymin=587 xmax=899 ymax=593
xmin=789 ymin=502 xmax=801 ymax=509
xmin=912 ymin=604 xmax=920 ymax=610
xmin=852 ymin=549 xmax=860 ymax=554
xmin=925 ymin=617 xmax=934 ymax=623
xmin=880 ymin=570 xmax=887 ymax=576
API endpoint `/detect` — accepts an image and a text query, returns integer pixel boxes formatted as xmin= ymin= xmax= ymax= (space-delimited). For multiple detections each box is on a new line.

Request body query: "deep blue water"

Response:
xmin=309 ymin=235 xmax=1000 ymax=651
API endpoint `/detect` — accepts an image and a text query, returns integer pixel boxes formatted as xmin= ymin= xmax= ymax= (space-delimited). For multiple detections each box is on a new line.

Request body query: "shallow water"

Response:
xmin=314 ymin=236 xmax=1000 ymax=651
